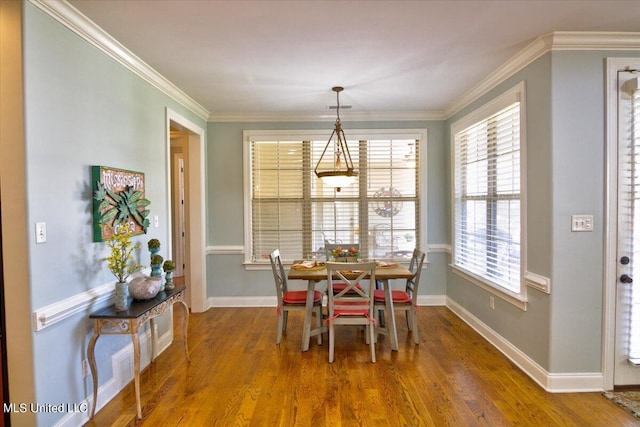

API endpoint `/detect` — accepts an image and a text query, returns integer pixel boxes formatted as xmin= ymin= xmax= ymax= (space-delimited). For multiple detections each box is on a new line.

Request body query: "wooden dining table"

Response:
xmin=287 ymin=262 xmax=414 ymax=352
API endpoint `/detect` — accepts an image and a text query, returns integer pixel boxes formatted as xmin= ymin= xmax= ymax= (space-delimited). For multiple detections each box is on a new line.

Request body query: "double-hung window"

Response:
xmin=451 ymin=82 xmax=526 ymax=304
xmin=244 ymin=130 xmax=425 ymax=265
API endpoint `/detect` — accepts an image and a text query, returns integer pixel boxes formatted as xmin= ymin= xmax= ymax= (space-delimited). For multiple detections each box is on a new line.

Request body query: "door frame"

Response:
xmin=166 ymin=108 xmax=207 ymax=313
xmin=603 ymin=58 xmax=640 ymax=390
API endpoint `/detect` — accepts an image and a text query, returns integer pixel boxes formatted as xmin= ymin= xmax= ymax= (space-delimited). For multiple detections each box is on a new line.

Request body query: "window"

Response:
xmin=451 ymin=82 xmax=526 ymax=303
xmin=244 ymin=130 xmax=425 ymax=264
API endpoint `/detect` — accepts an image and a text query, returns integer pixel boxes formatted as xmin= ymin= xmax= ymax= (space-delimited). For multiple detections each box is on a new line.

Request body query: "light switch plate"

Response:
xmin=35 ymin=222 xmax=47 ymax=243
xmin=571 ymin=215 xmax=594 ymax=232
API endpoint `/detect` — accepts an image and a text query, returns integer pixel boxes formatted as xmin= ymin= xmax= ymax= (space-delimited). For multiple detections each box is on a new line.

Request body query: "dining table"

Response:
xmin=287 ymin=261 xmax=415 ymax=352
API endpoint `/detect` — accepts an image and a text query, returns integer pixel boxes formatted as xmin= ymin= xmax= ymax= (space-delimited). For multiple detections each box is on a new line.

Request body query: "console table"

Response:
xmin=87 ymin=285 xmax=190 ymax=419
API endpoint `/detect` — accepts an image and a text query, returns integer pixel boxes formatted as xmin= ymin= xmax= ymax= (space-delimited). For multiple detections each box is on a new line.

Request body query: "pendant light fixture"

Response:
xmin=314 ymin=86 xmax=358 ymax=192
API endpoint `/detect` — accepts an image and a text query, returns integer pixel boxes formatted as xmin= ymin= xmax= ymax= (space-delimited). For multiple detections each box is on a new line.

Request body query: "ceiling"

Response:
xmin=66 ymin=0 xmax=640 ymax=119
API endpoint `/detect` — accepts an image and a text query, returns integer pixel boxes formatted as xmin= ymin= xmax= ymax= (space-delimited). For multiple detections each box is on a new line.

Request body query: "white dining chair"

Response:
xmin=326 ymin=261 xmax=377 ymax=363
xmin=269 ymin=249 xmax=323 ymax=346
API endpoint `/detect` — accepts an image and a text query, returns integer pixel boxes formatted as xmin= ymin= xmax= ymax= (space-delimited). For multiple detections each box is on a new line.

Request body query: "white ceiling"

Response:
xmin=66 ymin=0 xmax=640 ymax=118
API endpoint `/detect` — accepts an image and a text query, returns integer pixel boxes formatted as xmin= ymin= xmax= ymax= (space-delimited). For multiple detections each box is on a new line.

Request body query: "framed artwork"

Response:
xmin=92 ymin=165 xmax=151 ymax=242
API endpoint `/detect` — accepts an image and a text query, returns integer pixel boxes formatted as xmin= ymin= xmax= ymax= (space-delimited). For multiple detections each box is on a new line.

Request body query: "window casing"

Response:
xmin=244 ymin=130 xmax=426 ymax=265
xmin=451 ymin=82 xmax=526 ymax=305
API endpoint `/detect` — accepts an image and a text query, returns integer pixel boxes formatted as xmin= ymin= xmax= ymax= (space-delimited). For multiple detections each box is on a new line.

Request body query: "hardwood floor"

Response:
xmin=85 ymin=306 xmax=638 ymax=426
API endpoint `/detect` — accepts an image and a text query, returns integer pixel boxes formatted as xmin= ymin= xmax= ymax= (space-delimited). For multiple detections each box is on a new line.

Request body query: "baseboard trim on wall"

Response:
xmin=208 ymin=296 xmax=276 ymax=308
xmin=55 ymin=325 xmax=173 ymax=427
xmin=446 ymin=297 xmax=603 ymax=392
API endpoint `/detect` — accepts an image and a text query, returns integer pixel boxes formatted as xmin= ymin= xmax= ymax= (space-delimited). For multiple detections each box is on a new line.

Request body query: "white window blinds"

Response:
xmin=453 ymin=96 xmax=522 ymax=294
xmin=248 ymin=133 xmax=422 ymax=263
xmin=620 ymin=77 xmax=640 ymax=362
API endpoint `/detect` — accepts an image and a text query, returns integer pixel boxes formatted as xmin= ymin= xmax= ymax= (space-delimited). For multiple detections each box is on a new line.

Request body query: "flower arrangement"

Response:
xmin=332 ymin=246 xmax=360 ymax=260
xmin=103 ymin=227 xmax=143 ymax=283
xmin=150 ymin=254 xmax=164 ymax=266
xmin=163 ymin=260 xmax=175 ymax=272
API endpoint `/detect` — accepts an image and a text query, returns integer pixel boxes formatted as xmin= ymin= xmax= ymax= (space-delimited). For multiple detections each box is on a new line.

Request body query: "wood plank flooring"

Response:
xmin=84 ymin=306 xmax=639 ymax=426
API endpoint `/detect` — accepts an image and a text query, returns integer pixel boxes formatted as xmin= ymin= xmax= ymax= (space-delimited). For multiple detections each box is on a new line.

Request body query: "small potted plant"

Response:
xmin=147 ymin=238 xmax=161 ymax=255
xmin=150 ymin=254 xmax=163 ymax=277
xmin=163 ymin=260 xmax=176 ymax=290
xmin=103 ymin=227 xmax=143 ymax=311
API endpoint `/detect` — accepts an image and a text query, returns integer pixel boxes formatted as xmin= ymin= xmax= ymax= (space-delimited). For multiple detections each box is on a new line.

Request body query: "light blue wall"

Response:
xmin=22 ymin=4 xmax=206 ymax=425
xmin=446 ymin=53 xmax=554 ymax=369
xmin=446 ymin=49 xmax=640 ymax=374
xmin=206 ymin=120 xmax=449 ymax=299
xmin=548 ymin=50 xmax=640 ymax=372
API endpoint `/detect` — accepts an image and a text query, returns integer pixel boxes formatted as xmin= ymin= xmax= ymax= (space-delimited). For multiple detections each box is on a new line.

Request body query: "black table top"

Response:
xmin=89 ymin=286 xmax=186 ymax=319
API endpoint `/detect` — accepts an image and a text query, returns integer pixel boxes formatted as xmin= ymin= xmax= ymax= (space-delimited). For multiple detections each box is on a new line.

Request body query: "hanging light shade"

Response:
xmin=314 ymin=86 xmax=358 ymax=192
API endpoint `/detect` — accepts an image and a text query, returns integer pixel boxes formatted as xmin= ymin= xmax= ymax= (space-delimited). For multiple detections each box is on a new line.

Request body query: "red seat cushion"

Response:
xmin=283 ymin=290 xmax=323 ymax=304
xmin=373 ymin=289 xmax=412 ymax=303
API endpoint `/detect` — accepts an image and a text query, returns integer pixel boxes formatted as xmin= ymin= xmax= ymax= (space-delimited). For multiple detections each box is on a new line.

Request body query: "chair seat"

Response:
xmin=373 ymin=289 xmax=412 ymax=303
xmin=283 ymin=290 xmax=323 ymax=304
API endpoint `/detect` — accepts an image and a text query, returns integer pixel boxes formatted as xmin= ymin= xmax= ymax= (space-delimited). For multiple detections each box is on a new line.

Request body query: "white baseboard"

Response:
xmin=208 ymin=296 xmax=276 ymax=308
xmin=446 ymin=297 xmax=603 ymax=392
xmin=54 ymin=325 xmax=173 ymax=426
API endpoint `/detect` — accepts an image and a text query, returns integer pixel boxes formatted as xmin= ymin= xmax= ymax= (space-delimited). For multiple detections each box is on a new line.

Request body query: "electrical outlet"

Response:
xmin=489 ymin=296 xmax=495 ymax=310
xmin=82 ymin=359 xmax=89 ymax=378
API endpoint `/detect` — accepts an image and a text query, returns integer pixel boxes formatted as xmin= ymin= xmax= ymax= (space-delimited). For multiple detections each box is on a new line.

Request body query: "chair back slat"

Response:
xmin=406 ymin=248 xmax=426 ymax=298
xmin=269 ymin=249 xmax=288 ymax=305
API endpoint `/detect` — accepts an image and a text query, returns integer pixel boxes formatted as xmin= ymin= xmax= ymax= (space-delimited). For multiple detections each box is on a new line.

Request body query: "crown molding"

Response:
xmin=208 ymin=110 xmax=445 ymax=123
xmin=444 ymin=31 xmax=640 ymax=119
xmin=28 ymin=5 xmax=640 ymax=124
xmin=30 ymin=0 xmax=210 ymax=121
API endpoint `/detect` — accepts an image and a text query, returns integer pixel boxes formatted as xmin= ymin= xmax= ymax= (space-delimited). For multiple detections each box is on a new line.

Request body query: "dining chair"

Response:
xmin=326 ymin=261 xmax=377 ymax=363
xmin=269 ymin=249 xmax=323 ymax=346
xmin=374 ymin=248 xmax=425 ymax=344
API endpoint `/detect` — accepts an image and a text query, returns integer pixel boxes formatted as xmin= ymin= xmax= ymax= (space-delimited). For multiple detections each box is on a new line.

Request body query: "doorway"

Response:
xmin=166 ymin=109 xmax=206 ymax=313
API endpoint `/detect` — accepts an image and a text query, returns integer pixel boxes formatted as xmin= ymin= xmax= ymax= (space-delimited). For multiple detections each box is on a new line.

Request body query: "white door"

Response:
xmin=615 ymin=70 xmax=640 ymax=386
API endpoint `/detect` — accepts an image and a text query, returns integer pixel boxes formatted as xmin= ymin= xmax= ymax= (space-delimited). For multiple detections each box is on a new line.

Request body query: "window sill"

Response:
xmin=450 ymin=265 xmax=528 ymax=311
